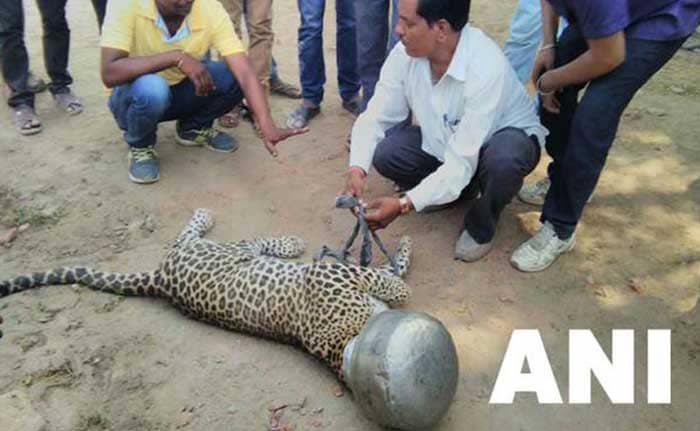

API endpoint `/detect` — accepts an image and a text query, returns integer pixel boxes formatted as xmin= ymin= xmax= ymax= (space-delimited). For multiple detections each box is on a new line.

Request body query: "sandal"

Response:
xmin=218 ymin=103 xmax=242 ymax=128
xmin=270 ymin=77 xmax=301 ymax=99
xmin=286 ymin=102 xmax=320 ymax=129
xmin=53 ymin=90 xmax=83 ymax=116
xmin=13 ymin=105 xmax=42 ymax=136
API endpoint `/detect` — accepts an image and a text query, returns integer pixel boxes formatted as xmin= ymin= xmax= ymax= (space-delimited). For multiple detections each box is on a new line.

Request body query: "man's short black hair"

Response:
xmin=417 ymin=0 xmax=470 ymax=32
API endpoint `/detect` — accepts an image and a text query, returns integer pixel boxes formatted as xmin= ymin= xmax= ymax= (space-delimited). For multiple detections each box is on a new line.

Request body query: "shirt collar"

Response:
xmin=443 ymin=26 xmax=470 ymax=82
xmin=138 ymin=0 xmax=205 ymax=31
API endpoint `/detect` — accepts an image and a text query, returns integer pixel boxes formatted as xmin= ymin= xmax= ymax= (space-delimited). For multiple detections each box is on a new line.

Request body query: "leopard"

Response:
xmin=0 ymin=209 xmax=413 ymax=379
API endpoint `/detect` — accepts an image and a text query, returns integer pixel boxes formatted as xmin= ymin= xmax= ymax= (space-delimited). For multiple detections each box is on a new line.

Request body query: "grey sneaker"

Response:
xmin=518 ymin=177 xmax=550 ymax=206
xmin=128 ymin=147 xmax=159 ymax=184
xmin=176 ymin=123 xmax=239 ymax=153
xmin=510 ymin=221 xmax=575 ymax=272
xmin=454 ymin=230 xmax=493 ymax=262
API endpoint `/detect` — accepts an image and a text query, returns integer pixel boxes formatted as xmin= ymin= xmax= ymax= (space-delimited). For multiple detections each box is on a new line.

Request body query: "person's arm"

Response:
xmin=224 ymin=53 xmax=307 ymax=156
xmin=344 ymin=45 xmax=411 ymax=198
xmin=539 ymin=32 xmax=625 ymax=93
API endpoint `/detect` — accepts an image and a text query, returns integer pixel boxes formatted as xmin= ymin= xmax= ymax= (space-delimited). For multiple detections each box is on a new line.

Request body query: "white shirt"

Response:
xmin=349 ymin=25 xmax=548 ymax=211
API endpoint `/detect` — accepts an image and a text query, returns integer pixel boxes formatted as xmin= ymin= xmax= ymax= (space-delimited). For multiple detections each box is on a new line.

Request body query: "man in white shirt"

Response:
xmin=342 ymin=0 xmax=547 ymax=262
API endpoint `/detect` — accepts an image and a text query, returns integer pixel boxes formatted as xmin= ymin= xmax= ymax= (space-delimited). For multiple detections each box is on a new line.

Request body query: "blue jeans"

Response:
xmin=108 ymin=61 xmax=242 ymax=149
xmin=297 ymin=0 xmax=359 ymax=106
xmin=355 ymin=0 xmax=399 ymax=112
xmin=503 ymin=0 xmax=567 ymax=84
xmin=541 ymin=26 xmax=687 ymax=239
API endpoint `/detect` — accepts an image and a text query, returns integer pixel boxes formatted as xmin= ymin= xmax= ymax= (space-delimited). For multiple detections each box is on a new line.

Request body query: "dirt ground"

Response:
xmin=0 ymin=1 xmax=699 ymax=430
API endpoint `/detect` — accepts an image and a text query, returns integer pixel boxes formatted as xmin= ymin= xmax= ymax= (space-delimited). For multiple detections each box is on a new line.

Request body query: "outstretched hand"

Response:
xmin=260 ymin=125 xmax=308 ymax=157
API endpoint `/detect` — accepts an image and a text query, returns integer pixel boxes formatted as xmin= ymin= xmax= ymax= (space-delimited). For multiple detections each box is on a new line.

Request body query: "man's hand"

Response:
xmin=258 ymin=123 xmax=308 ymax=157
xmin=530 ymin=48 xmax=555 ymax=85
xmin=344 ymin=166 xmax=367 ymax=198
xmin=537 ymin=71 xmax=561 ymax=114
xmin=178 ymin=53 xmax=215 ymax=97
xmin=364 ymin=197 xmax=401 ymax=231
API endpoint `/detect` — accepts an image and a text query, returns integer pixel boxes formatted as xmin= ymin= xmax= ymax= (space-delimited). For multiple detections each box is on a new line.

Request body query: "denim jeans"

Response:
xmin=355 ymin=0 xmax=399 ymax=112
xmin=373 ymin=125 xmax=540 ymax=243
xmin=297 ymin=0 xmax=359 ymax=106
xmin=540 ymin=26 xmax=687 ymax=239
xmin=0 ymin=0 xmax=72 ymax=107
xmin=108 ymin=61 xmax=243 ymax=149
xmin=503 ymin=0 xmax=566 ymax=84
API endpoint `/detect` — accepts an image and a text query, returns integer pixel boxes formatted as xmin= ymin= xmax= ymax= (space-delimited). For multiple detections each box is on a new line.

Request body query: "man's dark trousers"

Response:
xmin=0 ymin=0 xmax=72 ymax=108
xmin=541 ymin=25 xmax=688 ymax=240
xmin=373 ymin=124 xmax=541 ymax=244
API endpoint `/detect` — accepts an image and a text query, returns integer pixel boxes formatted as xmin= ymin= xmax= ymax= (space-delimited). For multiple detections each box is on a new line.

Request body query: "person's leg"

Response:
xmin=463 ymin=129 xmax=540 ymax=244
xmin=222 ymin=0 xmax=245 ymax=39
xmin=165 ymin=61 xmax=244 ymax=152
xmin=90 ymin=0 xmax=107 ymax=30
xmin=245 ymin=0 xmax=274 ymax=91
xmin=336 ymin=0 xmax=360 ymax=107
xmin=543 ymin=36 xmax=688 ymax=240
xmin=270 ymin=56 xmax=279 ymax=82
xmin=513 ymin=35 xmax=687 ymax=272
xmin=355 ymin=0 xmax=389 ymax=112
xmin=503 ymin=0 xmax=543 ymax=84
xmin=388 ymin=0 xmax=399 ymax=49
xmin=35 ymin=0 xmax=72 ymax=95
xmin=372 ymin=124 xmax=441 ymax=188
xmin=108 ymin=74 xmax=171 ymax=183
xmin=0 ymin=0 xmax=34 ymax=108
xmin=518 ymin=25 xmax=587 ymax=204
xmin=297 ymin=0 xmax=326 ymax=106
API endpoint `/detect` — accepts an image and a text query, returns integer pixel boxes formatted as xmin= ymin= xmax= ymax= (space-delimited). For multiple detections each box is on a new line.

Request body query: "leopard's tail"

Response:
xmin=0 ymin=267 xmax=165 ymax=299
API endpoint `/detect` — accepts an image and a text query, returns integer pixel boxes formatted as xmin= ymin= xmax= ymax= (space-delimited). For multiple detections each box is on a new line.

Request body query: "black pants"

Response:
xmin=0 ymin=0 xmax=73 ymax=107
xmin=373 ymin=124 xmax=541 ymax=244
xmin=91 ymin=0 xmax=107 ymax=29
xmin=541 ymin=26 xmax=688 ymax=239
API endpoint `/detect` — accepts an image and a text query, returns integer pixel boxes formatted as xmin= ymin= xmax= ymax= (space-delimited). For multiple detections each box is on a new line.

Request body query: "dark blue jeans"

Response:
xmin=540 ymin=26 xmax=688 ymax=239
xmin=297 ymin=0 xmax=359 ymax=106
xmin=355 ymin=0 xmax=399 ymax=112
xmin=373 ymin=125 xmax=541 ymax=243
xmin=108 ymin=61 xmax=242 ymax=149
xmin=0 ymin=0 xmax=72 ymax=108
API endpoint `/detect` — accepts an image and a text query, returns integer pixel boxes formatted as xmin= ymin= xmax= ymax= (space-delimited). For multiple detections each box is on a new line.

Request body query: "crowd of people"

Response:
xmin=1 ymin=0 xmax=698 ymax=272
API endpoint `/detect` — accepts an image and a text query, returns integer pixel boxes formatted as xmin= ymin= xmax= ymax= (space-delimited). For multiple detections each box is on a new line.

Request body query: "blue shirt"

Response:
xmin=547 ymin=0 xmax=700 ymax=40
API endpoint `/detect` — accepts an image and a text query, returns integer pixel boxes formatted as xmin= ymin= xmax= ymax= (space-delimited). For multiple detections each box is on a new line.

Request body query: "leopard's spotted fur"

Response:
xmin=0 ymin=209 xmax=412 ymax=376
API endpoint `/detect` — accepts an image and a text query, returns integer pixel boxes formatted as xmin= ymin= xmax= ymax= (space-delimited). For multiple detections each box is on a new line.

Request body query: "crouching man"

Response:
xmin=101 ymin=0 xmax=305 ymax=183
xmin=343 ymin=0 xmax=547 ymax=263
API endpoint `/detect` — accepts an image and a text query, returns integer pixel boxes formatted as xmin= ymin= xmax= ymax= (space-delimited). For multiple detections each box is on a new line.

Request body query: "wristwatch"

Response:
xmin=398 ymin=196 xmax=412 ymax=215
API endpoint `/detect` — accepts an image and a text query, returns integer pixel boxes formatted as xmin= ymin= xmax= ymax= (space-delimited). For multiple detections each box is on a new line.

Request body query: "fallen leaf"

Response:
xmin=627 ymin=278 xmax=643 ymax=294
xmin=0 ymin=227 xmax=18 ymax=246
xmin=332 ymin=385 xmax=345 ymax=397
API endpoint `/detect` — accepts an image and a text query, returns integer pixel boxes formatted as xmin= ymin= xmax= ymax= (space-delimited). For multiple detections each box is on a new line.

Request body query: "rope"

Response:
xmin=313 ymin=195 xmax=400 ymax=276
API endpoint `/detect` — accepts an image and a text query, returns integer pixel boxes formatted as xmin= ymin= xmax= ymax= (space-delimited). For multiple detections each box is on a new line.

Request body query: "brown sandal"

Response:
xmin=218 ymin=104 xmax=242 ymax=128
xmin=13 ymin=105 xmax=42 ymax=136
xmin=53 ymin=91 xmax=83 ymax=116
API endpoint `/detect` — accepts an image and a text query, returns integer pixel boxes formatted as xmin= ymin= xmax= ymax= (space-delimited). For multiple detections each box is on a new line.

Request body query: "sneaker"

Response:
xmin=510 ymin=221 xmax=575 ymax=272
xmin=454 ymin=230 xmax=493 ymax=262
xmin=128 ymin=147 xmax=160 ymax=184
xmin=518 ymin=177 xmax=550 ymax=206
xmin=175 ymin=123 xmax=239 ymax=153
xmin=519 ymin=177 xmax=593 ymax=206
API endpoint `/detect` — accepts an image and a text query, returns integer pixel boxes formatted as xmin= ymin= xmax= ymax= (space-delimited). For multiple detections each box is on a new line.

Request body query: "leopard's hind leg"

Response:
xmin=174 ymin=209 xmax=214 ymax=247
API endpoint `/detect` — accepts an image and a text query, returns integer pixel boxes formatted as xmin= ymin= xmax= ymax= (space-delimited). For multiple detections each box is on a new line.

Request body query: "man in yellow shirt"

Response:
xmin=101 ymin=0 xmax=305 ymax=184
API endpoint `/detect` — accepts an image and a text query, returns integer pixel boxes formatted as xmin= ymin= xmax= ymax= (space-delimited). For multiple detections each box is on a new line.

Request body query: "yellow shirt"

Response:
xmin=101 ymin=0 xmax=245 ymax=86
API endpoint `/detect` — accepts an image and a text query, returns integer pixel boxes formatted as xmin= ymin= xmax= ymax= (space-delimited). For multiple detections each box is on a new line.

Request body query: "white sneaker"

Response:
xmin=518 ymin=177 xmax=593 ymax=206
xmin=510 ymin=221 xmax=575 ymax=272
xmin=518 ymin=177 xmax=550 ymax=206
